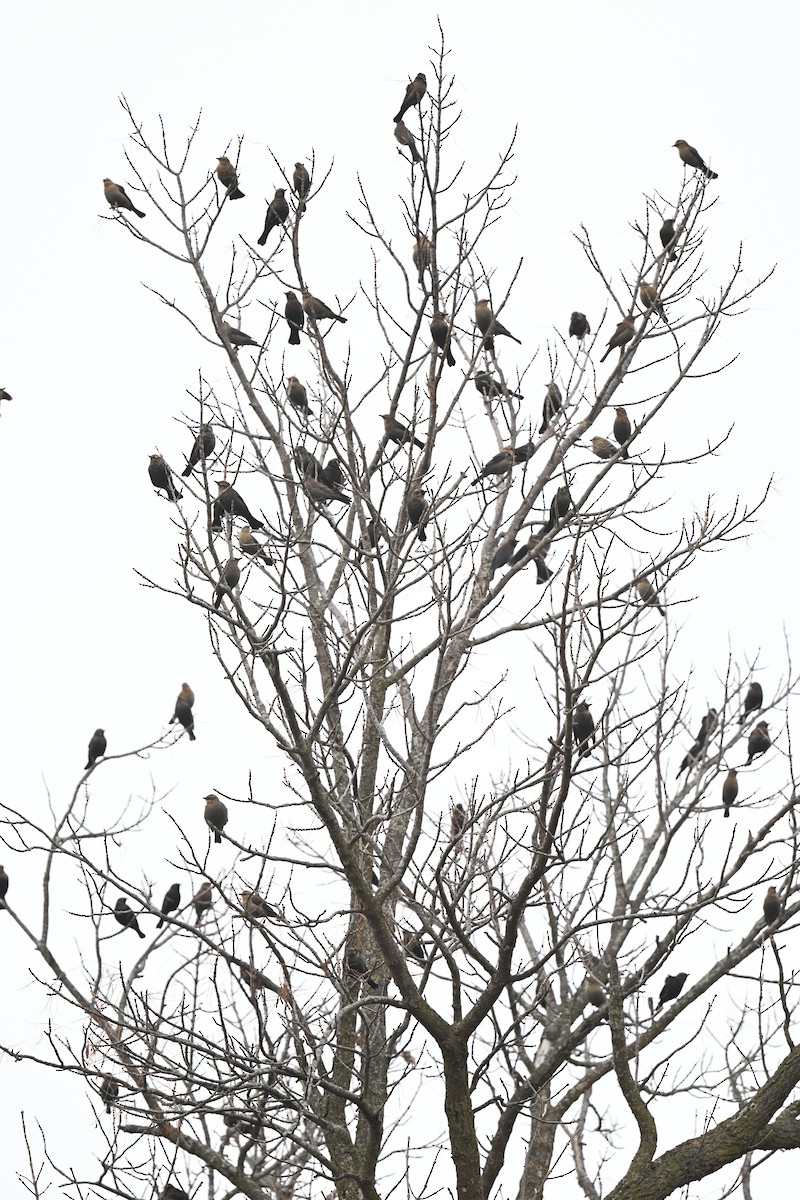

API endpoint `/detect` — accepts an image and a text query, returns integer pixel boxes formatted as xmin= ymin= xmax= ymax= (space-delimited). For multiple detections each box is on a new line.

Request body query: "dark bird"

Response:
xmin=573 ymin=701 xmax=595 ymax=759
xmin=401 ymin=927 xmax=427 ymax=964
xmin=355 ymin=517 xmax=389 ymax=563
xmin=0 ymin=865 xmax=8 ymax=908
xmin=239 ymin=963 xmax=270 ymax=990
xmin=321 ymin=458 xmax=345 ymax=489
xmin=85 ymin=729 xmax=107 ymax=769
xmin=639 ymin=282 xmax=665 ymax=319
xmin=240 ymin=890 xmax=279 ymax=920
xmin=591 ymin=437 xmax=618 ymax=461
xmin=216 ymin=156 xmax=244 ymax=199
xmin=212 ymin=480 xmax=264 ymax=531
xmin=513 ymin=441 xmax=536 ymax=464
xmin=657 ymin=972 xmax=688 ymax=1010
xmin=393 ymin=72 xmax=427 ymax=124
xmin=660 ymin=218 xmax=678 ymax=261
xmin=740 ymin=682 xmax=763 ymax=725
xmin=302 ymin=476 xmax=350 ymax=506
xmin=221 ymin=321 xmax=259 ymax=348
xmin=103 ymin=178 xmax=145 ymax=218
xmin=238 ymin=525 xmax=274 ymax=564
xmin=114 ymin=897 xmax=145 ymax=939
xmin=286 ymin=375 xmax=310 ymax=415
xmin=294 ymin=447 xmax=323 ymax=479
xmin=193 ymin=881 xmax=213 ymax=925
xmin=257 ymin=187 xmax=289 ymax=246
xmin=171 ymin=682 xmax=196 ymax=742
xmin=383 ymin=413 xmax=424 ymax=450
xmin=407 ymin=488 xmax=429 ymax=541
xmin=99 ymin=1075 xmax=119 ymax=1113
xmin=162 ymin=1185 xmax=190 ymax=1200
xmin=182 ymin=424 xmax=216 ymax=476
xmin=204 ymin=793 xmax=228 ymax=843
xmin=636 ymin=576 xmax=664 ymax=617
xmin=451 ymin=802 xmax=466 ymax=838
xmin=413 ymin=234 xmax=432 ymax=281
xmin=293 ymin=162 xmax=310 ymax=204
xmin=345 ymin=947 xmax=379 ymax=990
xmin=569 ymin=312 xmax=590 ymax=341
xmin=475 ymin=298 xmax=521 ymax=351
xmin=213 ymin=557 xmax=241 ymax=609
xmin=763 ymin=886 xmax=781 ymax=925
xmin=746 ymin=721 xmax=771 ymax=766
xmin=599 ymin=315 xmax=635 ymax=363
xmin=302 ymin=290 xmax=347 ymax=325
xmin=722 ymin=769 xmax=738 ymax=818
xmin=490 ymin=537 xmax=518 ymax=579
xmin=613 ymin=407 xmax=632 ymax=458
xmin=539 ymin=380 xmax=562 ymax=434
xmin=474 ymin=371 xmax=522 ymax=401
xmin=156 ymin=883 xmax=181 ymax=929
xmin=148 ymin=455 xmax=183 ymax=502
xmin=474 ymin=446 xmax=514 ymax=485
xmin=542 ymin=485 xmax=572 ymax=536
xmin=586 ymin=976 xmax=606 ymax=1008
xmin=677 ymin=709 xmax=718 ymax=776
xmin=285 ymin=291 xmax=304 ymax=345
xmin=395 ymin=119 xmax=422 ymax=163
xmin=674 ymin=139 xmax=718 ymax=180
xmin=430 ymin=312 xmax=455 ymax=366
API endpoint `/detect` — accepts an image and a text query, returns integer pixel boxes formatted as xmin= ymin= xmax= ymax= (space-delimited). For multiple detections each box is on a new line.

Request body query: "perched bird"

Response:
xmin=302 ymin=291 xmax=347 ymax=325
xmin=240 ymin=890 xmax=279 ymax=920
xmin=407 ymin=489 xmax=429 ymax=541
xmin=99 ymin=1075 xmax=119 ymax=1114
xmin=239 ymin=963 xmax=270 ymax=991
xmin=740 ymin=682 xmax=763 ymax=725
xmin=401 ymin=927 xmax=427 ymax=965
xmin=677 ymin=709 xmax=718 ymax=775
xmin=639 ymin=282 xmax=665 ymax=319
xmin=451 ymin=802 xmax=466 ymax=838
xmin=0 ymin=865 xmax=8 ymax=908
xmin=586 ymin=977 xmax=606 ymax=1008
xmin=659 ymin=218 xmax=678 ymax=261
xmin=430 ymin=312 xmax=455 ymax=366
xmin=475 ymin=298 xmax=521 ymax=351
xmin=162 ymin=1185 xmax=190 ymax=1200
xmin=636 ymin=576 xmax=665 ymax=617
xmin=474 ymin=371 xmax=522 ymax=401
xmin=285 ymin=291 xmax=304 ymax=345
xmin=474 ymin=447 xmax=514 ymax=484
xmin=294 ymin=447 xmax=323 ymax=479
xmin=170 ymin=682 xmax=196 ymax=742
xmin=746 ymin=721 xmax=771 ymax=766
xmin=292 ymin=162 xmax=310 ymax=204
xmin=383 ymin=413 xmax=424 ymax=450
xmin=148 ymin=455 xmax=182 ymax=502
xmin=355 ymin=517 xmax=389 ymax=563
xmin=657 ymin=972 xmax=688 ymax=1010
xmin=221 ymin=321 xmax=259 ymax=349
xmin=573 ymin=701 xmax=595 ymax=759
xmin=321 ymin=458 xmax=345 ymax=489
xmin=674 ymin=139 xmax=718 ymax=180
xmin=182 ymin=424 xmax=216 ymax=476
xmin=412 ymin=234 xmax=433 ymax=281
xmin=513 ymin=441 xmax=536 ymax=464
xmin=114 ymin=897 xmax=145 ymax=939
xmin=238 ymin=525 xmax=274 ymax=564
xmin=204 ymin=794 xmax=228 ymax=843
xmin=599 ymin=315 xmax=636 ymax=363
xmin=763 ymin=886 xmax=781 ymax=925
xmin=393 ymin=72 xmax=427 ymax=124
xmin=216 ymin=156 xmax=244 ymax=199
xmin=193 ymin=881 xmax=213 ymax=925
xmin=103 ymin=178 xmax=145 ymax=218
xmin=569 ymin=312 xmax=590 ymax=341
xmin=539 ymin=381 xmax=562 ymax=434
xmin=85 ymin=729 xmax=107 ymax=769
xmin=613 ymin=408 xmax=632 ymax=458
xmin=590 ymin=437 xmax=618 ymax=461
xmin=156 ymin=883 xmax=181 ymax=929
xmin=302 ymin=476 xmax=350 ymax=506
xmin=722 ymin=769 xmax=738 ymax=818
xmin=212 ymin=480 xmax=264 ymax=531
xmin=542 ymin=485 xmax=572 ymax=536
xmin=213 ymin=557 xmax=241 ymax=609
xmin=395 ymin=119 xmax=422 ymax=163
xmin=257 ymin=187 xmax=289 ymax=246
xmin=345 ymin=947 xmax=379 ymax=990
xmin=286 ymin=375 xmax=310 ymax=414
xmin=489 ymin=537 xmax=518 ymax=579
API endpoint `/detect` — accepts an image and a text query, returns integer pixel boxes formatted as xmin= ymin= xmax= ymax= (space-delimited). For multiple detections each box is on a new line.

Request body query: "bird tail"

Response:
xmin=418 ymin=528 xmax=427 ymax=543
xmin=724 ymin=808 xmax=730 ymax=817
xmin=539 ymin=418 xmax=548 ymax=434
xmin=133 ymin=207 xmax=146 ymax=219
xmin=214 ymin=830 xmax=221 ymax=843
xmin=85 ymin=759 xmax=92 ymax=770
xmin=706 ymin=169 xmax=719 ymax=180
xmin=230 ymin=187 xmax=245 ymax=200
xmin=137 ymin=928 xmax=145 ymax=939
xmin=250 ymin=519 xmax=265 ymax=531
xmin=181 ymin=463 xmax=193 ymax=477
xmin=413 ymin=437 xmax=425 ymax=450
xmin=333 ymin=314 xmax=347 ymax=324
xmin=188 ymin=728 xmax=196 ymax=742
xmin=599 ymin=348 xmax=611 ymax=363
xmin=157 ymin=917 xmax=165 ymax=929
xmin=257 ymin=230 xmax=268 ymax=247
xmin=446 ymin=348 xmax=455 ymax=367
xmin=289 ymin=329 xmax=301 ymax=345
xmin=622 ymin=447 xmax=630 ymax=460
xmin=411 ymin=144 xmax=422 ymax=164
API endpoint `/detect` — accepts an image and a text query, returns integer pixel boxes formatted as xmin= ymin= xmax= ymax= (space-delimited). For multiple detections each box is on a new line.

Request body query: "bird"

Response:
xmin=212 ymin=480 xmax=264 ymax=531
xmin=213 ymin=557 xmax=241 ymax=609
xmin=674 ymin=139 xmax=718 ymax=180
xmin=0 ymin=865 xmax=8 ymax=909
xmin=156 ymin=883 xmax=181 ymax=929
xmin=286 ymin=376 xmax=310 ymax=414
xmin=302 ymin=476 xmax=350 ymax=506
xmin=216 ymin=156 xmax=244 ymax=200
xmin=407 ymin=489 xmax=429 ymax=541
xmin=294 ymin=447 xmax=323 ymax=479
xmin=451 ymin=802 xmax=466 ymax=838
xmin=573 ymin=701 xmax=595 ymax=758
xmin=345 ymin=947 xmax=379 ymax=990
xmin=513 ymin=441 xmax=536 ymax=464
xmin=656 ymin=972 xmax=688 ymax=1010
xmin=740 ymin=682 xmax=763 ymax=725
xmin=412 ymin=234 xmax=433 ymax=281
xmin=763 ymin=886 xmax=781 ymax=925
xmin=474 ymin=447 xmax=514 ymax=484
xmin=542 ymin=485 xmax=572 ymax=536
xmin=722 ymin=769 xmax=738 ymax=818
xmin=257 ymin=187 xmax=289 ymax=246
xmin=240 ymin=890 xmax=279 ymax=920
xmin=636 ymin=576 xmax=665 ymax=617
xmin=162 ymin=1185 xmax=190 ymax=1200
xmin=321 ymin=459 xmax=345 ymax=489
xmin=489 ymin=537 xmax=518 ymax=579
xmin=393 ymin=72 xmax=427 ymax=124
xmin=221 ymin=321 xmax=259 ymax=348
xmin=85 ymin=729 xmax=107 ymax=769
xmin=355 ymin=517 xmax=389 ymax=563
xmin=677 ymin=709 xmax=718 ymax=775
xmin=586 ymin=976 xmax=606 ymax=1008
xmin=103 ymin=178 xmax=145 ymax=218
xmin=302 ymin=291 xmax=347 ymax=325
xmin=382 ymin=413 xmax=424 ymax=450
xmin=659 ymin=218 xmax=678 ymax=261
xmin=639 ymin=282 xmax=665 ymax=319
xmin=613 ymin=408 xmax=632 ymax=458
xmin=239 ymin=963 xmax=270 ymax=991
xmin=292 ymin=162 xmax=310 ymax=205
xmin=401 ymin=927 xmax=427 ymax=964
xmin=395 ymin=119 xmax=422 ymax=163
xmin=746 ymin=721 xmax=771 ymax=766
xmin=539 ymin=381 xmax=562 ymax=434
xmin=475 ymin=299 xmax=521 ymax=351
xmin=591 ymin=437 xmax=618 ymax=461
xmin=99 ymin=1075 xmax=119 ymax=1113
xmin=238 ymin=525 xmax=274 ymax=564
xmin=599 ymin=315 xmax=635 ymax=363
xmin=193 ymin=881 xmax=213 ymax=925
xmin=182 ymin=424 xmax=216 ymax=476
xmin=569 ymin=312 xmax=590 ymax=341
xmin=430 ymin=312 xmax=455 ymax=366
xmin=474 ymin=371 xmax=522 ymax=401
xmin=204 ymin=794 xmax=228 ymax=843
xmin=114 ymin=898 xmax=145 ymax=939
xmin=285 ymin=291 xmax=304 ymax=345
xmin=170 ymin=682 xmax=196 ymax=742
xmin=148 ymin=455 xmax=183 ymax=502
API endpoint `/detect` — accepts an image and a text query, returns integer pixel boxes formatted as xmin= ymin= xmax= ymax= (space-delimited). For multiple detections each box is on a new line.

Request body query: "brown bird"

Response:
xmin=407 ymin=489 xmax=429 ymax=542
xmin=383 ymin=413 xmax=424 ymax=450
xmin=412 ymin=234 xmax=432 ymax=282
xmin=257 ymin=187 xmax=289 ymax=246
xmin=451 ymin=802 xmax=466 ymax=838
xmin=586 ymin=976 xmax=606 ymax=1008
xmin=85 ymin=729 xmax=107 ymax=769
xmin=542 ymin=485 xmax=572 ymax=535
xmin=474 ymin=446 xmax=514 ymax=484
xmin=302 ymin=476 xmax=350 ymax=506
xmin=221 ymin=321 xmax=259 ymax=349
xmin=591 ymin=437 xmax=618 ymax=461
xmin=103 ymin=178 xmax=145 ymax=218
xmin=401 ymin=927 xmax=427 ymax=964
xmin=740 ymin=682 xmax=763 ymax=725
xmin=99 ymin=1075 xmax=119 ymax=1113
xmin=474 ymin=371 xmax=523 ymax=401
xmin=292 ymin=162 xmax=310 ymax=204
xmin=240 ymin=890 xmax=279 ymax=920
xmin=722 ymin=769 xmax=738 ymax=818
xmin=204 ymin=794 xmax=228 ymax=843
xmin=170 ymin=682 xmax=196 ymax=742
xmin=156 ymin=883 xmax=181 ymax=929
xmin=569 ymin=312 xmax=590 ymax=341
xmin=763 ymin=886 xmax=781 ymax=925
xmin=539 ymin=381 xmax=562 ymax=434
xmin=656 ymin=972 xmax=688 ymax=1010
xmin=393 ymin=72 xmax=427 ymax=124
xmin=285 ymin=291 xmax=304 ymax=345
xmin=636 ymin=576 xmax=665 ymax=617
xmin=212 ymin=480 xmax=264 ymax=531
xmin=182 ymin=424 xmax=216 ymax=476
xmin=639 ymin=282 xmax=665 ymax=319
xmin=395 ymin=119 xmax=422 ymax=163
xmin=216 ymin=156 xmax=244 ymax=200
xmin=573 ymin=701 xmax=595 ymax=758
xmin=599 ymin=315 xmax=635 ymax=363
xmin=213 ymin=557 xmax=241 ymax=609
xmin=239 ymin=963 xmax=270 ymax=991
xmin=674 ymin=139 xmax=718 ymax=180
xmin=238 ymin=525 xmax=274 ymax=564
xmin=475 ymin=298 xmax=521 ymax=351
xmin=659 ymin=218 xmax=678 ymax=261
xmin=746 ymin=721 xmax=771 ymax=766
xmin=302 ymin=290 xmax=347 ymax=325
xmin=345 ymin=947 xmax=379 ymax=989
xmin=286 ymin=375 xmax=310 ymax=414
xmin=613 ymin=407 xmax=632 ymax=458
xmin=148 ymin=455 xmax=182 ymax=502
xmin=114 ymin=897 xmax=145 ymax=939
xmin=0 ymin=865 xmax=8 ymax=909
xmin=294 ymin=447 xmax=323 ymax=479
xmin=193 ymin=881 xmax=213 ymax=924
